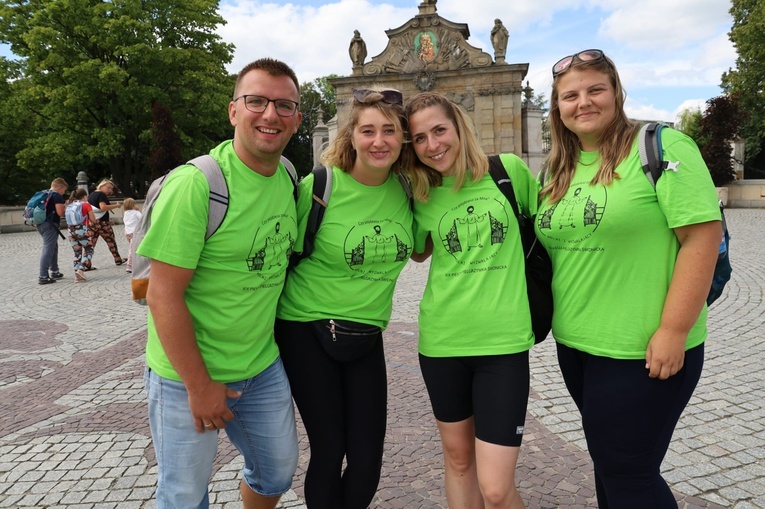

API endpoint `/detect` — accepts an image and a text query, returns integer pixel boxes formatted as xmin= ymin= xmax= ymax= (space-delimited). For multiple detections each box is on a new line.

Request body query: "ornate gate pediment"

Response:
xmin=362 ymin=14 xmax=493 ymax=76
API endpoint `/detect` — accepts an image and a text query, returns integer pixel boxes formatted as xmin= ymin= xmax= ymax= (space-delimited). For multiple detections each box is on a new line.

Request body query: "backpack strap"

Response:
xmin=396 ymin=172 xmax=414 ymax=210
xmin=300 ymin=166 xmax=333 ymax=260
xmin=280 ymin=155 xmax=299 ymax=201
xmin=187 ymin=155 xmax=228 ymax=241
xmin=488 ymin=155 xmax=521 ymax=218
xmin=638 ymin=122 xmax=668 ymax=189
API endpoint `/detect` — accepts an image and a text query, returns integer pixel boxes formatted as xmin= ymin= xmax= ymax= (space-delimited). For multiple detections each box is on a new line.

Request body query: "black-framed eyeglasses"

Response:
xmin=234 ymin=94 xmax=300 ymax=117
xmin=353 ymin=89 xmax=404 ymax=105
xmin=552 ymin=49 xmax=605 ymax=77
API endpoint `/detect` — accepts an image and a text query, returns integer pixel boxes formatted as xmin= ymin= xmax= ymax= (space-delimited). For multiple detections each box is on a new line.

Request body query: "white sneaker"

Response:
xmin=75 ymin=269 xmax=87 ymax=281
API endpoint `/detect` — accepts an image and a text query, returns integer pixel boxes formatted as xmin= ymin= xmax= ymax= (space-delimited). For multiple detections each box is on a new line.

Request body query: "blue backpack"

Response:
xmin=23 ymin=190 xmax=52 ymax=226
xmin=65 ymin=200 xmax=87 ymax=226
xmin=638 ymin=123 xmax=732 ymax=306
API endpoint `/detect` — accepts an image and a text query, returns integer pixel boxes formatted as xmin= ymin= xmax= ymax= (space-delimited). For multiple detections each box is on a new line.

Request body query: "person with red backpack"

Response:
xmin=33 ymin=178 xmax=68 ymax=285
xmin=65 ymin=188 xmax=97 ymax=282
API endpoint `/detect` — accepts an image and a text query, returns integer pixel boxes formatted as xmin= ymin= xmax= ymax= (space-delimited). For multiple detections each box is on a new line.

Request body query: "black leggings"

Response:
xmin=557 ymin=342 xmax=704 ymax=509
xmin=275 ymin=319 xmax=387 ymax=509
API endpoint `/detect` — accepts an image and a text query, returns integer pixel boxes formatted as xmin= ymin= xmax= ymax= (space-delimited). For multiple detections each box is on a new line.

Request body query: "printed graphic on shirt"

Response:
xmin=537 ymin=183 xmax=607 ymax=247
xmin=343 ymin=219 xmax=412 ymax=281
xmin=437 ymin=196 xmax=509 ymax=265
xmin=246 ymin=214 xmax=296 ymax=280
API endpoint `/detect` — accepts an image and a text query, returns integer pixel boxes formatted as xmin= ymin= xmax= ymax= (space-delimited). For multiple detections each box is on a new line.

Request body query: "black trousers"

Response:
xmin=557 ymin=342 xmax=704 ymax=509
xmin=275 ymin=319 xmax=387 ymax=509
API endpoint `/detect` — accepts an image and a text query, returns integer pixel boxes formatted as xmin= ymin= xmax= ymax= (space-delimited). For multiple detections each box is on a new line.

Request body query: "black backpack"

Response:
xmin=488 ymin=155 xmax=553 ymax=343
xmin=638 ymin=123 xmax=732 ymax=306
xmin=292 ymin=166 xmax=413 ymax=265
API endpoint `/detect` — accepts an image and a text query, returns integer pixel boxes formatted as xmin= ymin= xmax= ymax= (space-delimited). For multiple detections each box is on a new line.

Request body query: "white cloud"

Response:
xmin=598 ymin=0 xmax=732 ymax=50
xmin=219 ymin=0 xmax=414 ymax=82
xmin=216 ymin=0 xmax=736 ymax=115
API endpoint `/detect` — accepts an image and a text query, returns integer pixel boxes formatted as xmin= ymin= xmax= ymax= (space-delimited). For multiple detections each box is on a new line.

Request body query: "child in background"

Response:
xmin=66 ymin=188 xmax=96 ymax=282
xmin=122 ymin=198 xmax=142 ymax=274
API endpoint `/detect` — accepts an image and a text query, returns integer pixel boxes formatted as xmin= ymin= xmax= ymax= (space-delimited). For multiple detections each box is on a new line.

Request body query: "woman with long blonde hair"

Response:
xmin=537 ymin=49 xmax=722 ymax=507
xmin=403 ymin=91 xmax=537 ymax=509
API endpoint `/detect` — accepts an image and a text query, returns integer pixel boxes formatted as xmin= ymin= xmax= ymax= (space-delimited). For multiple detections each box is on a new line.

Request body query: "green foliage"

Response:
xmin=0 ymin=0 xmax=234 ymax=201
xmin=283 ymin=75 xmax=339 ymax=176
xmin=698 ymin=95 xmax=743 ymax=187
xmin=147 ymin=102 xmax=183 ymax=186
xmin=722 ymin=0 xmax=765 ymax=174
xmin=0 ymin=62 xmax=46 ymax=204
xmin=676 ymin=108 xmax=703 ymax=144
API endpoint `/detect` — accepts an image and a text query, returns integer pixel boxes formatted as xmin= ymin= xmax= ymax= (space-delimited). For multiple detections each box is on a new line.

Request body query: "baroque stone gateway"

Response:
xmin=323 ymin=0 xmax=546 ymax=173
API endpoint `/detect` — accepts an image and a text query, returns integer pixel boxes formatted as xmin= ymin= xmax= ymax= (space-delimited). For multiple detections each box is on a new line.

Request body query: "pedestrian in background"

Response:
xmin=35 ymin=178 xmax=68 ymax=285
xmin=87 ymin=179 xmax=125 ymax=268
xmin=122 ymin=197 xmax=142 ymax=274
xmin=65 ymin=188 xmax=96 ymax=282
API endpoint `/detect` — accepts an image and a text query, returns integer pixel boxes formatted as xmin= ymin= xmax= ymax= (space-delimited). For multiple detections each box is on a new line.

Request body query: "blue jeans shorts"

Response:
xmin=144 ymin=357 xmax=298 ymax=508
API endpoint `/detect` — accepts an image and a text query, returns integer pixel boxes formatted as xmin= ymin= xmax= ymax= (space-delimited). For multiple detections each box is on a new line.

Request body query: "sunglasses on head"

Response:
xmin=353 ymin=89 xmax=404 ymax=105
xmin=552 ymin=49 xmax=605 ymax=77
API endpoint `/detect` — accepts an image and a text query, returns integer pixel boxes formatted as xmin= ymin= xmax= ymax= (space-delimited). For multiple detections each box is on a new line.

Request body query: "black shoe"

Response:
xmin=50 ymin=272 xmax=64 ymax=279
xmin=115 ymin=258 xmax=127 ymax=266
xmin=38 ymin=277 xmax=56 ymax=285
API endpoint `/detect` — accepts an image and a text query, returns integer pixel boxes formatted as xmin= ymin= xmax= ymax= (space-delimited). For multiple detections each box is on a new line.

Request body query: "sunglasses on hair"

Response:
xmin=552 ymin=49 xmax=605 ymax=77
xmin=353 ymin=89 xmax=404 ymax=105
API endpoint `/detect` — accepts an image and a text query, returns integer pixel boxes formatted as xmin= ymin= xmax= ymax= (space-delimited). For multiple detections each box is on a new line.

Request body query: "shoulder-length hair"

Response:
xmin=403 ymin=92 xmax=488 ymax=202
xmin=68 ymin=188 xmax=87 ymax=204
xmin=320 ymin=87 xmax=408 ymax=174
xmin=542 ymin=52 xmax=640 ymax=204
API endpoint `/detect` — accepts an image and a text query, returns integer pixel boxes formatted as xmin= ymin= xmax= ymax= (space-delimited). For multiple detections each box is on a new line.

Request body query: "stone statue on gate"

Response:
xmin=491 ymin=18 xmax=509 ymax=64
xmin=349 ymin=30 xmax=368 ymax=68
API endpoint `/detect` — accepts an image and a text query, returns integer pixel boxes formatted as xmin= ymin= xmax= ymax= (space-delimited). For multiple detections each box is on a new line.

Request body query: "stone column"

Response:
xmin=77 ymin=171 xmax=89 ymax=193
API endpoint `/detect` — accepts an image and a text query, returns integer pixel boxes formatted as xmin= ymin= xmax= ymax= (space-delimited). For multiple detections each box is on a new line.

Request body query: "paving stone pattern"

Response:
xmin=0 ymin=209 xmax=763 ymax=508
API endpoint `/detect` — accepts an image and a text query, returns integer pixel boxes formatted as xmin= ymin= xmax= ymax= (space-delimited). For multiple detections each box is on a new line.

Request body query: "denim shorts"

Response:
xmin=144 ymin=357 xmax=298 ymax=508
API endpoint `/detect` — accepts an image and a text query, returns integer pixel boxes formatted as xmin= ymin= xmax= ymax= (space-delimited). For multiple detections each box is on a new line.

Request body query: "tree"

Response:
xmin=0 ymin=0 xmax=234 ymax=197
xmin=283 ymin=75 xmax=339 ymax=176
xmin=698 ymin=95 xmax=743 ymax=187
xmin=676 ymin=107 xmax=703 ymax=143
xmin=0 ymin=59 xmax=46 ymax=204
xmin=722 ymin=0 xmax=765 ymax=178
xmin=146 ymin=102 xmax=183 ymax=188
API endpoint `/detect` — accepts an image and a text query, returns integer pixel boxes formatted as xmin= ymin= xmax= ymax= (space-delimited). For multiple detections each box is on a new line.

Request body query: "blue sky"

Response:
xmin=2 ymin=0 xmax=736 ymax=123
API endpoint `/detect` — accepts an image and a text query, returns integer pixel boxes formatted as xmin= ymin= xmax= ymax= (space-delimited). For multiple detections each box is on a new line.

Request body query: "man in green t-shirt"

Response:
xmin=139 ymin=58 xmax=302 ymax=509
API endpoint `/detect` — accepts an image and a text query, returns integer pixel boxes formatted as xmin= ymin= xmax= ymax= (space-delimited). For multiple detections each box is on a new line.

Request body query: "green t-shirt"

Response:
xmin=535 ymin=128 xmax=721 ymax=359
xmin=277 ymin=167 xmax=413 ymax=328
xmin=413 ymin=154 xmax=538 ymax=357
xmin=138 ymin=141 xmax=298 ymax=382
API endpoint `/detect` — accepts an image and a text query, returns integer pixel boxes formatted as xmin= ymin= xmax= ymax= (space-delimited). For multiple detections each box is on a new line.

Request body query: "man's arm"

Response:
xmin=146 ymin=259 xmax=241 ymax=432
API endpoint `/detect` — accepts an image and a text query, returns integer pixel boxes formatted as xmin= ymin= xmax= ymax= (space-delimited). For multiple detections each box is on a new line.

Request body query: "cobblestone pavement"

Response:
xmin=0 ymin=208 xmax=762 ymax=508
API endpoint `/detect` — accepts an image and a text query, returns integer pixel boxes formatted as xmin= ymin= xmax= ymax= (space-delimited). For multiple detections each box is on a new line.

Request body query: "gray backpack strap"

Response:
xmin=638 ymin=123 xmax=667 ymax=190
xmin=279 ymin=155 xmax=299 ymax=201
xmin=187 ymin=155 xmax=228 ymax=240
xmin=280 ymin=156 xmax=298 ymax=184
xmin=320 ymin=165 xmax=333 ymax=204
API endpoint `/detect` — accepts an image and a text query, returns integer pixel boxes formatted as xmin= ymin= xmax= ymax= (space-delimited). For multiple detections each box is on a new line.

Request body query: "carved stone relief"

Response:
xmin=362 ymin=15 xmax=492 ymax=76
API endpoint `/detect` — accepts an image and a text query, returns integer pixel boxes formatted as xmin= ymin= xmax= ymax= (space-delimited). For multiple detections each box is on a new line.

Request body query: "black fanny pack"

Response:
xmin=312 ymin=319 xmax=381 ymax=362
